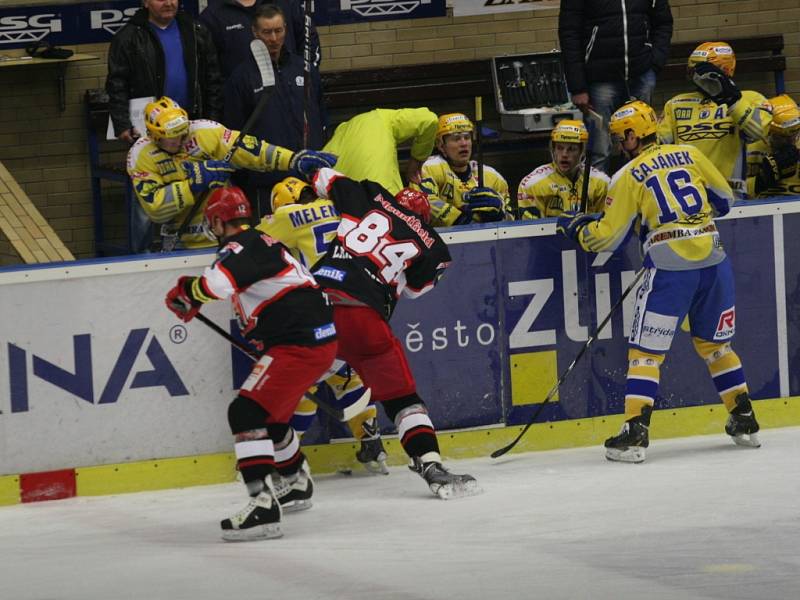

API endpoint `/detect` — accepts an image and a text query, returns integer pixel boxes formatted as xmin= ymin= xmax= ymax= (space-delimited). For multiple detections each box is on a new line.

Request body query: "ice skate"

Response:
xmin=221 ymin=477 xmax=282 ymax=542
xmin=410 ymin=457 xmax=481 ymax=500
xmin=273 ymin=457 xmax=314 ymax=513
xmin=725 ymin=393 xmax=761 ymax=448
xmin=355 ymin=418 xmax=389 ymax=474
xmin=605 ymin=411 xmax=650 ymax=464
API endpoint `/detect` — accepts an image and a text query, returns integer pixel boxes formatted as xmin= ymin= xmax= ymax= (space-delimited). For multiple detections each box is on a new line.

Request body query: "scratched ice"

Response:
xmin=1 ymin=427 xmax=798 ymax=600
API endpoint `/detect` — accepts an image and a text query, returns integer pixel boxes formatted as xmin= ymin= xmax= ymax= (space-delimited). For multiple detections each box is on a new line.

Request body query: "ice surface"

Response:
xmin=1 ymin=427 xmax=798 ymax=600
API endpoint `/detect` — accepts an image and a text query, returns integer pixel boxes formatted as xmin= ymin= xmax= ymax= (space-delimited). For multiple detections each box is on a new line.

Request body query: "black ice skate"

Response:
xmin=604 ymin=407 xmax=651 ymax=464
xmin=355 ymin=418 xmax=389 ymax=474
xmin=221 ymin=477 xmax=282 ymax=542
xmin=273 ymin=457 xmax=314 ymax=513
xmin=725 ymin=393 xmax=761 ymax=448
xmin=410 ymin=457 xmax=481 ymax=500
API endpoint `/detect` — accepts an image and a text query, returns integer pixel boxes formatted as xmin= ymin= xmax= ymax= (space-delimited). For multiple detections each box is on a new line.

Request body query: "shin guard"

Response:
xmin=692 ymin=338 xmax=748 ymax=411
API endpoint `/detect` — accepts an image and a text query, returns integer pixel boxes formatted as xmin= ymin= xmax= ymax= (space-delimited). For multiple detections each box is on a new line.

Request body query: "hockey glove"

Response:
xmin=453 ymin=206 xmax=473 ymax=226
xmin=758 ymin=144 xmax=800 ymax=190
xmin=290 ymin=150 xmax=338 ymax=180
xmin=165 ymin=276 xmax=201 ymax=322
xmin=518 ymin=206 xmax=541 ymax=220
xmin=463 ymin=187 xmax=505 ymax=222
xmin=556 ymin=211 xmax=600 ymax=243
xmin=182 ymin=160 xmax=235 ymax=196
xmin=691 ymin=62 xmax=742 ymax=107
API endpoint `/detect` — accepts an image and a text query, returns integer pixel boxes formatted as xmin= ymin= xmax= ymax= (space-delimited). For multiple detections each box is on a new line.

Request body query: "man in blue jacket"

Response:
xmin=558 ymin=0 xmax=673 ymax=173
xmin=224 ymin=3 xmax=327 ymax=216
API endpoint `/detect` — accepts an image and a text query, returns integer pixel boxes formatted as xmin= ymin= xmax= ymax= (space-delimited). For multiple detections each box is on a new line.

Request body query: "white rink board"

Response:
xmin=0 ymin=258 xmax=237 ymax=474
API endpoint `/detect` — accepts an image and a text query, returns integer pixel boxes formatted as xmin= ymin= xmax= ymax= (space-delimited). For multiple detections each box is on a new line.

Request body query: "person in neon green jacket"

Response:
xmin=323 ymin=107 xmax=438 ymax=195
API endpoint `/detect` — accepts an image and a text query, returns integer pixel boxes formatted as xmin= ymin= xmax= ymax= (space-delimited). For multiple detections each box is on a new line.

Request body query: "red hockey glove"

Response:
xmin=165 ymin=276 xmax=201 ymax=322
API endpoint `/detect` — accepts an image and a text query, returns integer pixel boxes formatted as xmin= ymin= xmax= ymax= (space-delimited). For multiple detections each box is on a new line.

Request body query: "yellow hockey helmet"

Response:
xmin=768 ymin=94 xmax=800 ymax=136
xmin=609 ymin=100 xmax=658 ymax=141
xmin=688 ymin=42 xmax=736 ymax=77
xmin=144 ymin=97 xmax=189 ymax=141
xmin=270 ymin=176 xmax=312 ymax=213
xmin=550 ymin=120 xmax=589 ymax=144
xmin=436 ymin=113 xmax=474 ymax=139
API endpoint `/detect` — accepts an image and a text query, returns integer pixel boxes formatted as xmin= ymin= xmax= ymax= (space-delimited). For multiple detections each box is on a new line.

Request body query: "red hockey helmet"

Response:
xmin=204 ymin=186 xmax=252 ymax=225
xmin=395 ymin=187 xmax=431 ymax=223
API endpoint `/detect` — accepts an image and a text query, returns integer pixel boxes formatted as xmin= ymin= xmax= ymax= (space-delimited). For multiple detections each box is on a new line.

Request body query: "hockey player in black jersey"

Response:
xmin=305 ymin=167 xmax=481 ymax=499
xmin=165 ymin=186 xmax=338 ymax=540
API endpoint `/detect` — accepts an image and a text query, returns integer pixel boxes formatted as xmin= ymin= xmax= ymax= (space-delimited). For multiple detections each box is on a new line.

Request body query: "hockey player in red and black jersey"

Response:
xmin=164 ymin=186 xmax=338 ymax=541
xmin=305 ymin=166 xmax=481 ymax=499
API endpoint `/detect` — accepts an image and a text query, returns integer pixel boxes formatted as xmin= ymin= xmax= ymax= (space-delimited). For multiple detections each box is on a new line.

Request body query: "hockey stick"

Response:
xmin=302 ymin=0 xmax=313 ymax=147
xmin=163 ymin=40 xmax=276 ymax=252
xmin=194 ymin=312 xmax=370 ymax=422
xmin=490 ymin=267 xmax=646 ymax=459
xmin=475 ymin=96 xmax=484 ymax=187
xmin=579 ymin=109 xmax=603 ymax=212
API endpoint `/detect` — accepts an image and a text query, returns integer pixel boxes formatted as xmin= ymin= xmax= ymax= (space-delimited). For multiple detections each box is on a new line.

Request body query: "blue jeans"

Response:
xmin=588 ymin=69 xmax=657 ymax=173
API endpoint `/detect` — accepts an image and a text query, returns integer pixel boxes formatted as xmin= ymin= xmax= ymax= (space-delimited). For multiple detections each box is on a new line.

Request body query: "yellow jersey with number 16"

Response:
xmin=578 ymin=143 xmax=735 ymax=271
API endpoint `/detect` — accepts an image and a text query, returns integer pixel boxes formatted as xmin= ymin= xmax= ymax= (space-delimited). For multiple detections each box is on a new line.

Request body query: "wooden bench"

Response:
xmin=321 ymin=34 xmax=786 ymax=117
xmin=659 ymin=35 xmax=785 ymax=93
xmin=318 ymin=34 xmax=786 ymax=204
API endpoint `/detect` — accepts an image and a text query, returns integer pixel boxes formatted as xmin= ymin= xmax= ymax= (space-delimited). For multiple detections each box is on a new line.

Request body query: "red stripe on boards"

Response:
xmin=20 ymin=469 xmax=77 ymax=503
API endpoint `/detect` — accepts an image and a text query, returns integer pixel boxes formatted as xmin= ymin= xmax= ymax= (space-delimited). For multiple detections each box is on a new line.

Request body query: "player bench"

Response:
xmin=321 ymin=59 xmax=541 ymax=210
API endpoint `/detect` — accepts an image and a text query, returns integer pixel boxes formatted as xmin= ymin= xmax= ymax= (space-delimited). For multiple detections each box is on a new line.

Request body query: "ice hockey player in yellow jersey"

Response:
xmin=746 ymin=94 xmax=800 ymax=198
xmin=517 ymin=120 xmax=610 ymax=219
xmin=257 ymin=176 xmax=388 ymax=473
xmin=128 ymin=97 xmax=334 ymax=250
xmin=558 ymin=100 xmax=761 ymax=463
xmin=416 ymin=113 xmax=512 ymax=227
xmin=658 ymin=42 xmax=772 ymax=199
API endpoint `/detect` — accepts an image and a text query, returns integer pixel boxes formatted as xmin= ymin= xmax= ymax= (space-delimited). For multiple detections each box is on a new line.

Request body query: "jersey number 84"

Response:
xmin=340 ymin=211 xmax=420 ymax=285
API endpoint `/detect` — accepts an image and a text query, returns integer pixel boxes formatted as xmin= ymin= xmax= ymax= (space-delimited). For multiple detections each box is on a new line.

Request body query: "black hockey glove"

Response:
xmin=755 ymin=143 xmax=800 ymax=192
xmin=691 ymin=62 xmax=742 ymax=107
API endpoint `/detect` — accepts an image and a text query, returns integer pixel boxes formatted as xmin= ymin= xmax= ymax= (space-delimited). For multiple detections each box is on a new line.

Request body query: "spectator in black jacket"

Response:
xmin=224 ymin=3 xmax=327 ymax=216
xmin=105 ymin=0 xmax=223 ymax=253
xmin=558 ymin=0 xmax=673 ymax=172
xmin=106 ymin=0 xmax=223 ymax=145
xmin=201 ymin=0 xmax=320 ymax=82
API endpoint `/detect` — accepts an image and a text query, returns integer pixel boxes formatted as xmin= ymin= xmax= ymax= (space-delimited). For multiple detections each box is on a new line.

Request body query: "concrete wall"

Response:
xmin=0 ymin=0 xmax=797 ymax=263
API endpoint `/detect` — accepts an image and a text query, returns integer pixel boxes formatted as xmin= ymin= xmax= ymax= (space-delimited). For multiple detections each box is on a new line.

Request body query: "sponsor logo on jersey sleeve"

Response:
xmin=314 ymin=266 xmax=346 ymax=282
xmin=313 ymin=323 xmax=336 ymax=340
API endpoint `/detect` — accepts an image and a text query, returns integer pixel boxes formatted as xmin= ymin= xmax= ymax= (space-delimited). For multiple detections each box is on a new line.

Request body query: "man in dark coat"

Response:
xmin=558 ymin=0 xmax=673 ymax=172
xmin=224 ymin=3 xmax=327 ymax=216
xmin=200 ymin=0 xmax=321 ymax=81
xmin=106 ymin=0 xmax=223 ymax=144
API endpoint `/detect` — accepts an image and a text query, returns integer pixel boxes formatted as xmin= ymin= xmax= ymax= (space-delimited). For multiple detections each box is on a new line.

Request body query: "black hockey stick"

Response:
xmin=579 ymin=109 xmax=602 ymax=212
xmin=491 ymin=267 xmax=646 ymax=459
xmin=302 ymin=0 xmax=313 ymax=147
xmin=475 ymin=96 xmax=484 ymax=187
xmin=194 ymin=312 xmax=370 ymax=422
xmin=163 ymin=40 xmax=276 ymax=252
